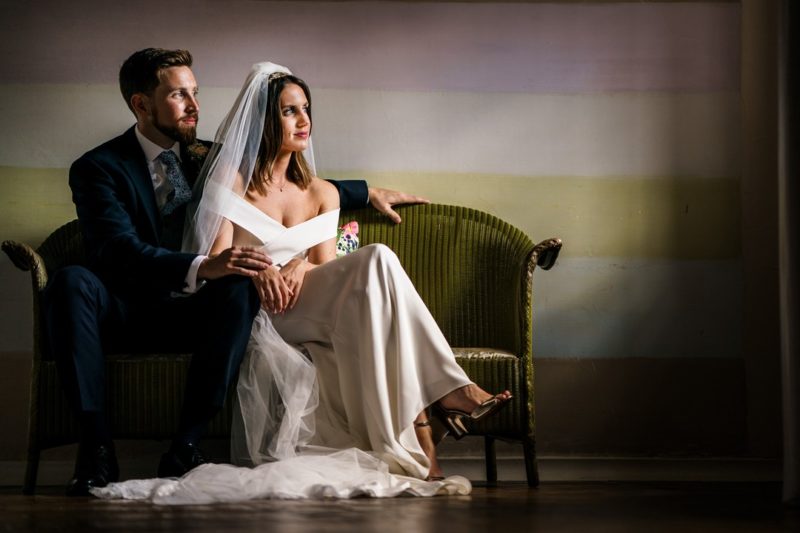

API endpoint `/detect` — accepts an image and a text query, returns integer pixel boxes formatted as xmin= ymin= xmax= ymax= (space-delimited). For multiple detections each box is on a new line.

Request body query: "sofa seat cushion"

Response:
xmin=452 ymin=348 xmax=525 ymax=436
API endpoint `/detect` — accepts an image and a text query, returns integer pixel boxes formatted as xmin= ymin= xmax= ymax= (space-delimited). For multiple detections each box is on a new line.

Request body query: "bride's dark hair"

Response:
xmin=251 ymin=73 xmax=314 ymax=195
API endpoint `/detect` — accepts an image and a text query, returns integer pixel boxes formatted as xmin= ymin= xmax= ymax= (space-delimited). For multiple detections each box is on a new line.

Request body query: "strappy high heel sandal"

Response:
xmin=432 ymin=393 xmax=513 ymax=440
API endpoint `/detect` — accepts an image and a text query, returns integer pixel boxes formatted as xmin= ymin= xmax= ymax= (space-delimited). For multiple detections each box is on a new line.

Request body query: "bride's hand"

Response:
xmin=279 ymin=258 xmax=313 ymax=310
xmin=253 ymin=265 xmax=293 ymax=314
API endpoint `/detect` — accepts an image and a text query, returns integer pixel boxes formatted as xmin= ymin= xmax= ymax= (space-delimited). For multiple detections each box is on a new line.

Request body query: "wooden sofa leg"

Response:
xmin=484 ymin=436 xmax=497 ymax=485
xmin=22 ymin=447 xmax=40 ymax=495
xmin=522 ymin=436 xmax=540 ymax=488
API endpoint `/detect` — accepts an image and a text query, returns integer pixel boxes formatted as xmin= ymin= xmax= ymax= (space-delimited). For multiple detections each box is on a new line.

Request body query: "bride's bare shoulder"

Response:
xmin=309 ymin=176 xmax=340 ymax=210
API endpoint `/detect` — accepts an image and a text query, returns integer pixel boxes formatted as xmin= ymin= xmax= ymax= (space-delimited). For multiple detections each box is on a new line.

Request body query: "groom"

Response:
xmin=45 ymin=47 xmax=425 ymax=496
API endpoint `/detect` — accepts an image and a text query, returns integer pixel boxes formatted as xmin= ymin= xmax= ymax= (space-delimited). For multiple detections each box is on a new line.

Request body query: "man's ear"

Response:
xmin=131 ymin=93 xmax=150 ymax=118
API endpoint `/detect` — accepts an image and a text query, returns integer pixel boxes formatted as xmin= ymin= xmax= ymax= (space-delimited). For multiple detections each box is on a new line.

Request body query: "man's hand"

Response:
xmin=368 ymin=187 xmax=429 ymax=224
xmin=197 ymin=246 xmax=271 ymax=280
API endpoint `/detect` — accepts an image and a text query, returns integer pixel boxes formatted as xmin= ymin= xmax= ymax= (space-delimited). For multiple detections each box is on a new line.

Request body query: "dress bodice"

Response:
xmin=207 ymin=183 xmax=339 ymax=266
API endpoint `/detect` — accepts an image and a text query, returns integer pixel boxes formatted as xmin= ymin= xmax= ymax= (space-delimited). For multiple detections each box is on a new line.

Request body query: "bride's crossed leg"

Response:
xmin=270 ymin=243 xmax=509 ymax=480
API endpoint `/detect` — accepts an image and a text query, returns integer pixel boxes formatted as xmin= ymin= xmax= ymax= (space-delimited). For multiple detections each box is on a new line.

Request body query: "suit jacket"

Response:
xmin=69 ymin=126 xmax=369 ymax=300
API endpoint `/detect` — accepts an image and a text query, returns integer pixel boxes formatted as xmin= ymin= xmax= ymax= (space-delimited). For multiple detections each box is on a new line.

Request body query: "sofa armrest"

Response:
xmin=2 ymin=240 xmax=48 ymax=290
xmin=532 ymin=237 xmax=562 ymax=271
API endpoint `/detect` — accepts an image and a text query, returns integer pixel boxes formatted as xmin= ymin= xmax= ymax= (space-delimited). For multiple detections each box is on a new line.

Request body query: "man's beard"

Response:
xmin=152 ymin=112 xmax=197 ymax=145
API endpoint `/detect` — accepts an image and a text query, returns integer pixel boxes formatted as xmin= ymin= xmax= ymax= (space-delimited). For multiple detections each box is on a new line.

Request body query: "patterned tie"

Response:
xmin=158 ymin=150 xmax=192 ymax=215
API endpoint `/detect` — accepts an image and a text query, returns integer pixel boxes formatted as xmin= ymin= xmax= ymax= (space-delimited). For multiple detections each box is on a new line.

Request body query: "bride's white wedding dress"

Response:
xmin=92 ymin=187 xmax=474 ymax=504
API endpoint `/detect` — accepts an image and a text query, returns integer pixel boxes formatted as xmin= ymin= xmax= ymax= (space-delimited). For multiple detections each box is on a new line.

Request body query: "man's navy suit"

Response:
xmin=44 ymin=125 xmax=368 ymax=442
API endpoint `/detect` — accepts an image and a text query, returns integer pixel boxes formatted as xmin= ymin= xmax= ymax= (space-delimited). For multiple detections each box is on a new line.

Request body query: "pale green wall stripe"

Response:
xmin=0 ymin=84 xmax=739 ymax=179
xmin=0 ymin=167 xmax=740 ymax=259
xmin=327 ymin=171 xmax=741 ymax=260
xmin=0 ymin=167 xmax=744 ymax=359
xmin=0 ymin=167 xmax=74 ymax=246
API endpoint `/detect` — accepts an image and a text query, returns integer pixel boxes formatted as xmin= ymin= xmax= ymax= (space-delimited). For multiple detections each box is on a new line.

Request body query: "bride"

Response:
xmin=93 ymin=62 xmax=511 ymax=503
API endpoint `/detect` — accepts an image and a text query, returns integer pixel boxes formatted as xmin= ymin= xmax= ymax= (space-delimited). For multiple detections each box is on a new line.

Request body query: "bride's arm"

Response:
xmin=196 ymin=218 xmax=271 ymax=280
xmin=209 ymin=219 xmax=234 ymax=256
xmin=306 ymin=237 xmax=336 ymax=266
xmin=280 ymin=235 xmax=333 ymax=310
xmin=280 ymin=179 xmax=339 ymax=309
xmin=307 ymin=179 xmax=340 ymax=266
xmin=207 ymin=218 xmax=290 ymax=313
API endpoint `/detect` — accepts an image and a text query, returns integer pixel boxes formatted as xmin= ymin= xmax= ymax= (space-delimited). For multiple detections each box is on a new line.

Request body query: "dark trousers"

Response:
xmin=41 ymin=265 xmax=260 ymax=443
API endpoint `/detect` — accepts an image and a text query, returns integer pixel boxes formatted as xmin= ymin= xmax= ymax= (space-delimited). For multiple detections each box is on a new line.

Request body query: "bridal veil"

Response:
xmin=183 ymin=62 xmax=320 ymax=466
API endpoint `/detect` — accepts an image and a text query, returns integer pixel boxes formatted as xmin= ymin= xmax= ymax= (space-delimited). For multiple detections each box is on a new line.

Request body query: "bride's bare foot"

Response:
xmin=438 ymin=384 xmax=511 ymax=416
xmin=414 ymin=414 xmax=445 ymax=481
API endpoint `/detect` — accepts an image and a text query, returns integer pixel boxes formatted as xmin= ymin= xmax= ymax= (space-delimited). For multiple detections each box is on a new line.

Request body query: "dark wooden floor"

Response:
xmin=2 ymin=482 xmax=798 ymax=532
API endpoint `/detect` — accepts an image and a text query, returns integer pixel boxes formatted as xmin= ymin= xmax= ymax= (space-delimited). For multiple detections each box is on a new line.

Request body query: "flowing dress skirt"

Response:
xmin=92 ymin=245 xmax=473 ymax=503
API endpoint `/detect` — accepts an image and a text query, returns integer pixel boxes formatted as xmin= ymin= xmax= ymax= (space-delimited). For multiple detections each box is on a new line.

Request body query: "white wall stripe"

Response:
xmin=533 ymin=258 xmax=742 ymax=359
xmin=0 ymin=84 xmax=740 ymax=178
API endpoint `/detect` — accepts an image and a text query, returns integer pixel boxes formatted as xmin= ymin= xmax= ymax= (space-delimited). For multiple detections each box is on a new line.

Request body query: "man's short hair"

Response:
xmin=119 ymin=48 xmax=193 ymax=112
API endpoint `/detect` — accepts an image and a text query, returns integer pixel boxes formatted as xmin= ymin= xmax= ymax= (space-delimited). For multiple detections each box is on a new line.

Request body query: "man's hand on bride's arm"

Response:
xmin=279 ymin=258 xmax=313 ymax=310
xmin=197 ymin=246 xmax=272 ymax=280
xmin=368 ymin=187 xmax=430 ymax=224
xmin=253 ymin=266 xmax=294 ymax=314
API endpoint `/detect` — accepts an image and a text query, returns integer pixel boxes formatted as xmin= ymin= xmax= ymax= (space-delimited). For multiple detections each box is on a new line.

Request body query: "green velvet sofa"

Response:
xmin=2 ymin=203 xmax=561 ymax=493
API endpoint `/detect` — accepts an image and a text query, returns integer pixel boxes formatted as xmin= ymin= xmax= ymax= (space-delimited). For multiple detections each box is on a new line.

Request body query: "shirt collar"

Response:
xmin=134 ymin=125 xmax=181 ymax=163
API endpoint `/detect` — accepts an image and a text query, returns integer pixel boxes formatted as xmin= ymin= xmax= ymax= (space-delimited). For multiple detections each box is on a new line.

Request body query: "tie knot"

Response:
xmin=159 ymin=150 xmax=180 ymax=166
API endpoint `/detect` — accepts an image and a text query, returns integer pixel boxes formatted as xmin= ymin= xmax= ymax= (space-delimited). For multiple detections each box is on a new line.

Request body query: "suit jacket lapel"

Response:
xmin=120 ymin=126 xmax=161 ymax=241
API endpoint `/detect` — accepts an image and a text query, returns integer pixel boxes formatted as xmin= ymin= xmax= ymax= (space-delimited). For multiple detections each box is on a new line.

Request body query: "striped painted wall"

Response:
xmin=0 ymin=1 xmax=742 ymax=363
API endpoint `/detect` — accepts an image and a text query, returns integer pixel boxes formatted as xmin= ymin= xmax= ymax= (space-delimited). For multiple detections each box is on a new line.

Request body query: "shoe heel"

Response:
xmin=435 ymin=408 xmax=469 ymax=440
xmin=433 ymin=405 xmax=468 ymax=440
xmin=446 ymin=415 xmax=468 ymax=440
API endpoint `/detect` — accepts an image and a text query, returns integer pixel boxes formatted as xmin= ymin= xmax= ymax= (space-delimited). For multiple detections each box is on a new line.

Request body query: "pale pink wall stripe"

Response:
xmin=0 ymin=1 xmax=739 ymax=93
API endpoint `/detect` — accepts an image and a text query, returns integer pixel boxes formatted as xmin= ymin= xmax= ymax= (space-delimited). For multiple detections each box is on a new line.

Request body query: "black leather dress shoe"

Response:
xmin=66 ymin=443 xmax=119 ymax=497
xmin=157 ymin=442 xmax=207 ymax=478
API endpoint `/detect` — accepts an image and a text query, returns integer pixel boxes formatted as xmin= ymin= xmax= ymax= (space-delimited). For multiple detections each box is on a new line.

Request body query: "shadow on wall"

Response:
xmin=530 ymin=169 xmax=746 ymax=456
